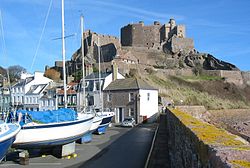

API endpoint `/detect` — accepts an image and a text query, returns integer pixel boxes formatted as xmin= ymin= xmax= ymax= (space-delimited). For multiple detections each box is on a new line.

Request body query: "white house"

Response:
xmin=103 ymin=78 xmax=158 ymax=124
xmin=11 ymin=71 xmax=52 ymax=110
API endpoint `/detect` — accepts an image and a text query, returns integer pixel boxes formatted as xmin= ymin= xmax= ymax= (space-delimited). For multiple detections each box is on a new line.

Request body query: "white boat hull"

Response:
xmin=13 ymin=114 xmax=94 ymax=148
xmin=89 ymin=116 xmax=102 ymax=132
xmin=95 ymin=111 xmax=114 ymax=134
xmin=0 ymin=123 xmax=20 ymax=161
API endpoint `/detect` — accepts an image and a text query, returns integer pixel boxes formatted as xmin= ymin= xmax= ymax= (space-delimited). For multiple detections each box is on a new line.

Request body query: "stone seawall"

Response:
xmin=166 ymin=108 xmax=250 ymax=168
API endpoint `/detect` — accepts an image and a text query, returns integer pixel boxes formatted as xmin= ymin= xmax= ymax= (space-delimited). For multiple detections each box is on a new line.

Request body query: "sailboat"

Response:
xmin=8 ymin=0 xmax=94 ymax=149
xmin=0 ymin=10 xmax=21 ymax=161
xmin=0 ymin=120 xmax=20 ymax=161
xmin=94 ymin=37 xmax=114 ymax=134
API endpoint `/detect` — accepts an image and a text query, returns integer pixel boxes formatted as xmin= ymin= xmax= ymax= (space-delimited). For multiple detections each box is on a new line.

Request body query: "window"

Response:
xmin=147 ymin=93 xmax=150 ymax=101
xmin=73 ymin=96 xmax=76 ymax=104
xmin=129 ymin=93 xmax=134 ymax=102
xmin=129 ymin=108 xmax=134 ymax=116
xmin=96 ymin=81 xmax=100 ymax=91
xmin=107 ymin=94 xmax=112 ymax=102
xmin=51 ymin=100 xmax=54 ymax=106
xmin=85 ymin=82 xmax=89 ymax=88
xmin=67 ymin=96 xmax=71 ymax=104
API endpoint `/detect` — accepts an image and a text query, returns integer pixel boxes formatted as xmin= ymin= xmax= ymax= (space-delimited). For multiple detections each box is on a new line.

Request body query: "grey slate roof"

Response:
xmin=26 ymin=84 xmax=47 ymax=95
xmin=104 ymin=78 xmax=157 ymax=91
xmin=13 ymin=77 xmax=34 ymax=87
xmin=85 ymin=72 xmax=111 ymax=80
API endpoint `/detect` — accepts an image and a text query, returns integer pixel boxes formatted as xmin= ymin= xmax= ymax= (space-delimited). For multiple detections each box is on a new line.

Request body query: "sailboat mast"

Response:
xmin=61 ymin=0 xmax=67 ymax=108
xmin=97 ymin=38 xmax=103 ymax=112
xmin=0 ymin=10 xmax=12 ymax=112
xmin=81 ymin=15 xmax=85 ymax=110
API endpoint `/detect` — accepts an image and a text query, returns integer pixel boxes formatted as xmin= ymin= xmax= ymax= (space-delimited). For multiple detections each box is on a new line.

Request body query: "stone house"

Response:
xmin=103 ymin=78 xmax=158 ymax=124
xmin=77 ymin=64 xmax=125 ymax=111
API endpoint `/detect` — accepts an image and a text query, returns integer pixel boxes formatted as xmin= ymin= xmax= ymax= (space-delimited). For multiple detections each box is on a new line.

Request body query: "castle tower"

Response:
xmin=169 ymin=18 xmax=176 ymax=30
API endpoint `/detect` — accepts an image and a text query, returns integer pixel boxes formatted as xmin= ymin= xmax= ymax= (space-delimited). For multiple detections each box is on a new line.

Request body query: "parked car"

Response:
xmin=121 ymin=117 xmax=136 ymax=127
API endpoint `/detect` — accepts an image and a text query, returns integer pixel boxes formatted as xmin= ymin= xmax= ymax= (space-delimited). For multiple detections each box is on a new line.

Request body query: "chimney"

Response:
xmin=112 ymin=61 xmax=118 ymax=81
xmin=34 ymin=71 xmax=44 ymax=79
xmin=3 ymin=78 xmax=8 ymax=87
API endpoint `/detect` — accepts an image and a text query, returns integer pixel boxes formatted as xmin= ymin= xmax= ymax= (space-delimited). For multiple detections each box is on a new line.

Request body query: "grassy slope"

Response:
xmin=143 ymin=73 xmax=250 ymax=110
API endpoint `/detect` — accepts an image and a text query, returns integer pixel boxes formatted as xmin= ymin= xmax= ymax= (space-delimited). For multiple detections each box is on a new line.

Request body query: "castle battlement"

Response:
xmin=121 ymin=19 xmax=194 ymax=54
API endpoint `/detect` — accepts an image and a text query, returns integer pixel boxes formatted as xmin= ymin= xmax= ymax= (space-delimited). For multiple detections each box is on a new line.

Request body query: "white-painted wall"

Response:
xmin=103 ymin=72 xmax=125 ymax=89
xmin=11 ymin=71 xmax=52 ymax=108
xmin=139 ymin=89 xmax=158 ymax=121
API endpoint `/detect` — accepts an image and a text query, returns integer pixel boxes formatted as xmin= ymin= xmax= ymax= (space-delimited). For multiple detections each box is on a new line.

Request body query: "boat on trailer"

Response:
xmin=95 ymin=109 xmax=114 ymax=134
xmin=9 ymin=109 xmax=93 ymax=149
xmin=0 ymin=121 xmax=20 ymax=161
xmin=80 ymin=113 xmax=102 ymax=143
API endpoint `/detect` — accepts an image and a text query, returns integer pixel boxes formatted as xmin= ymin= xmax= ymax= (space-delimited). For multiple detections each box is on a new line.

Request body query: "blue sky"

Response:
xmin=0 ymin=0 xmax=250 ymax=72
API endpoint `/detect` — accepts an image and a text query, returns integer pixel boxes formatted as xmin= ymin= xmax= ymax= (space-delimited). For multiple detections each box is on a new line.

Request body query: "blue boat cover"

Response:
xmin=16 ymin=108 xmax=78 ymax=124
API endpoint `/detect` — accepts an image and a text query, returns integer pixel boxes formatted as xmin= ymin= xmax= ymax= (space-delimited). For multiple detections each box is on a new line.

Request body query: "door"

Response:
xmin=118 ymin=107 xmax=124 ymax=123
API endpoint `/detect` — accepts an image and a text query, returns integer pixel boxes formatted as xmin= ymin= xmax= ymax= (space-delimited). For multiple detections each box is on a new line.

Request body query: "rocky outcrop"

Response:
xmin=184 ymin=53 xmax=239 ymax=71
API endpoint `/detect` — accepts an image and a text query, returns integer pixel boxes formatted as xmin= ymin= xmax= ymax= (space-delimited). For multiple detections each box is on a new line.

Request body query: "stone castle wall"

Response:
xmin=156 ymin=69 xmax=247 ymax=86
xmin=242 ymin=71 xmax=250 ymax=86
xmin=121 ymin=22 xmax=162 ymax=49
xmin=85 ymin=30 xmax=120 ymax=48
xmin=202 ymin=70 xmax=244 ymax=85
xmin=121 ymin=19 xmax=194 ymax=53
xmin=165 ymin=108 xmax=250 ymax=168
xmin=170 ymin=37 xmax=194 ymax=54
xmin=158 ymin=68 xmax=193 ymax=76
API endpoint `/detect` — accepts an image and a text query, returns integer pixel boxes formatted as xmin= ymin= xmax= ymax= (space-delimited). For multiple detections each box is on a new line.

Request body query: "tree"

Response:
xmin=73 ymin=70 xmax=83 ymax=82
xmin=8 ymin=65 xmax=26 ymax=83
xmin=44 ymin=69 xmax=61 ymax=81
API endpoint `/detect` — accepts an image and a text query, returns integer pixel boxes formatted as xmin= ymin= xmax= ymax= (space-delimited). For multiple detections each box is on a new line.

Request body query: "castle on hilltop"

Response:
xmin=46 ymin=18 xmax=243 ymax=85
xmin=121 ymin=19 xmax=194 ymax=54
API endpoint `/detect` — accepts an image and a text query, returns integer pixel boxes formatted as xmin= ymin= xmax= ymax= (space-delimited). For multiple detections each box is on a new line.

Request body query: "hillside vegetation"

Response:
xmin=142 ymin=72 xmax=250 ymax=110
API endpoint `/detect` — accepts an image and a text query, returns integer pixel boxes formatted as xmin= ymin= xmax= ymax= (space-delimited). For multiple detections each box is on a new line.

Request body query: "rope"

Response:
xmin=30 ymin=0 xmax=53 ymax=72
xmin=0 ymin=10 xmax=10 ymax=85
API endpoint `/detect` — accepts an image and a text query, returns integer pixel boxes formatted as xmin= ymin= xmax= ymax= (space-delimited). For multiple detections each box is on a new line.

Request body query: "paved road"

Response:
xmin=1 ymin=123 xmax=156 ymax=168
xmin=70 ymin=123 xmax=157 ymax=168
